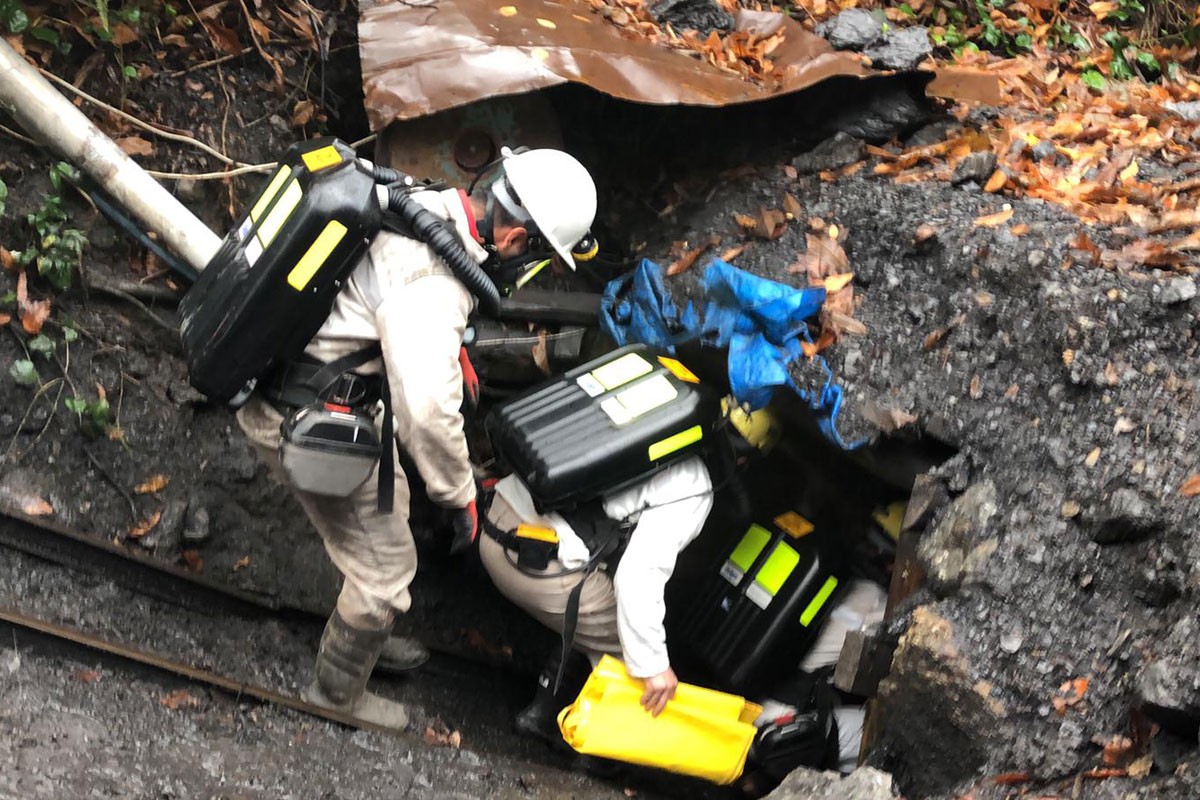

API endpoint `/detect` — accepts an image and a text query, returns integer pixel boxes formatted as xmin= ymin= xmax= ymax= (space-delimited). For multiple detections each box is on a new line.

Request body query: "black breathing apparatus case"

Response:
xmin=486 ymin=344 xmax=719 ymax=510
xmin=179 ymin=138 xmax=382 ymax=403
xmin=677 ymin=509 xmax=843 ymax=692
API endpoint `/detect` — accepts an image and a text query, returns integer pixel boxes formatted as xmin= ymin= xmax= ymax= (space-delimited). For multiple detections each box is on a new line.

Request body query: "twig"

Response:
xmin=351 ymin=133 xmax=378 ymax=150
xmin=146 ymin=163 xmax=274 ymax=180
xmin=236 ymin=0 xmax=282 ymax=86
xmin=85 ymin=276 xmax=183 ymax=305
xmin=2 ymin=377 xmax=65 ymax=464
xmin=82 ymin=445 xmax=139 ymax=521
xmin=160 ymin=38 xmax=310 ymax=78
xmin=38 ymin=68 xmax=254 ymax=168
xmin=0 ymin=122 xmax=38 ymax=147
xmin=85 ymin=282 xmax=180 ymax=335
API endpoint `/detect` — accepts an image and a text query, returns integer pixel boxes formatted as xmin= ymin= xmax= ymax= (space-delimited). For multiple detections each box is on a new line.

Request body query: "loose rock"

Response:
xmin=863 ymin=27 xmax=933 ymax=71
xmin=918 ymin=481 xmax=999 ymax=592
xmin=1138 ymin=614 xmax=1200 ymax=736
xmin=1165 ymin=100 xmax=1200 ymax=122
xmin=815 ymin=8 xmax=886 ymax=50
xmin=1088 ymin=487 xmax=1160 ymax=544
xmin=792 ymin=132 xmax=866 ymax=174
xmin=1159 ymin=277 xmax=1196 ymax=306
xmin=950 ymin=151 xmax=998 ymax=187
xmin=765 ymin=766 xmax=900 ymax=800
xmin=648 ymin=0 xmax=733 ymax=34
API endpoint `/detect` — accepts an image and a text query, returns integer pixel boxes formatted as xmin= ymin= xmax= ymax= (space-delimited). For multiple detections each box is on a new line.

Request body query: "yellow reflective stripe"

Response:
xmin=729 ymin=524 xmax=771 ymax=573
xmin=286 ymin=220 xmax=347 ymax=291
xmin=250 ymin=165 xmax=292 ymax=222
xmin=647 ymin=424 xmax=702 ymax=461
xmin=516 ymin=524 xmax=559 ymax=544
xmin=754 ymin=542 xmax=799 ymax=596
xmin=800 ymin=576 xmax=839 ymax=627
xmin=257 ymin=178 xmax=303 ymax=248
xmin=590 ymin=352 xmax=652 ymax=391
xmin=657 ymin=356 xmax=699 ymax=384
xmin=515 ymin=258 xmax=552 ymax=289
xmin=301 ymin=145 xmax=343 ymax=172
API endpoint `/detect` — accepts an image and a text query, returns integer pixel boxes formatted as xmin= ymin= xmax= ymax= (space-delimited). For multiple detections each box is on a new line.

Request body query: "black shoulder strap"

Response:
xmin=304 ymin=344 xmax=383 ymax=398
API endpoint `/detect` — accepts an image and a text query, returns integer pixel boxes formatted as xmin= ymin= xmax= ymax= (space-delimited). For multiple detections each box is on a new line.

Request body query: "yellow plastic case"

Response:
xmin=557 ymin=655 xmax=762 ymax=785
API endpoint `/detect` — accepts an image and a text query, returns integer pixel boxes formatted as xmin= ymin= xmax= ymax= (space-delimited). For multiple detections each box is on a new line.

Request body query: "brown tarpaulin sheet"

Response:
xmin=359 ymin=0 xmax=877 ymax=131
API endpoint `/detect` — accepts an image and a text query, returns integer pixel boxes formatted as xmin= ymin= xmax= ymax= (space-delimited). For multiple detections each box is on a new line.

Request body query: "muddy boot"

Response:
xmin=302 ymin=611 xmax=409 ymax=731
xmin=375 ymin=635 xmax=430 ymax=675
xmin=515 ymin=649 xmax=591 ymax=745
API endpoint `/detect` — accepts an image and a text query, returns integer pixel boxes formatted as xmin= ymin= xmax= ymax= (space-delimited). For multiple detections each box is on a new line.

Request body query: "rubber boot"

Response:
xmin=302 ymin=611 xmax=409 ymax=731
xmin=375 ymin=634 xmax=430 ymax=675
xmin=515 ymin=649 xmax=591 ymax=744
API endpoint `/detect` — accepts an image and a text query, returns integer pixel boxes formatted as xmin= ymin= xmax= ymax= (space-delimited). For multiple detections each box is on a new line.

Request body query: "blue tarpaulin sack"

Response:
xmin=601 ymin=259 xmax=857 ymax=449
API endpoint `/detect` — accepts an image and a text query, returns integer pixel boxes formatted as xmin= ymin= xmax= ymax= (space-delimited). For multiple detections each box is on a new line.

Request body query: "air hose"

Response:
xmin=385 ymin=186 xmax=502 ymax=316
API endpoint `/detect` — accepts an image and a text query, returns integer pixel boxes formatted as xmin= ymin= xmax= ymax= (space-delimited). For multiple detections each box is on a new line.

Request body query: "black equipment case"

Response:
xmin=487 ymin=344 xmax=719 ymax=510
xmin=677 ymin=508 xmax=844 ymax=691
xmin=179 ymin=138 xmax=381 ymax=403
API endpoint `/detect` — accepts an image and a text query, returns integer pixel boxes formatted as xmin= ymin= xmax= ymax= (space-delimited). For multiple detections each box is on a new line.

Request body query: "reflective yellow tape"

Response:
xmin=657 ymin=356 xmax=699 ymax=384
xmin=256 ymin=178 xmax=303 ymax=248
xmin=799 ymin=576 xmax=839 ymax=627
xmin=249 ymin=165 xmax=292 ymax=222
xmin=729 ymin=524 xmax=771 ymax=573
xmin=286 ymin=220 xmax=347 ymax=291
xmin=515 ymin=258 xmax=551 ymax=289
xmin=301 ymin=145 xmax=343 ymax=172
xmin=647 ymin=424 xmax=702 ymax=461
xmin=754 ymin=542 xmax=799 ymax=596
xmin=774 ymin=511 xmax=814 ymax=539
xmin=590 ymin=352 xmax=652 ymax=391
xmin=516 ymin=524 xmax=559 ymax=544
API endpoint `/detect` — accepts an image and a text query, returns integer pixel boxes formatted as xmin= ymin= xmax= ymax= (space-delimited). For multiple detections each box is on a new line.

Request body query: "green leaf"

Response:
xmin=30 ymin=26 xmax=59 ymax=44
xmin=1136 ymin=51 xmax=1161 ymax=73
xmin=10 ymin=359 xmax=40 ymax=387
xmin=0 ymin=290 xmax=15 ymax=304
xmin=1082 ymin=68 xmax=1106 ymax=90
xmin=6 ymin=8 xmax=28 ymax=33
xmin=1110 ymin=56 xmax=1134 ymax=81
xmin=28 ymin=335 xmax=55 ymax=355
xmin=1015 ymin=32 xmax=1033 ymax=50
xmin=899 ymin=3 xmax=915 ymax=16
xmin=64 ymin=396 xmax=87 ymax=415
xmin=123 ymin=65 xmax=137 ymax=79
xmin=62 ymin=326 xmax=79 ymax=343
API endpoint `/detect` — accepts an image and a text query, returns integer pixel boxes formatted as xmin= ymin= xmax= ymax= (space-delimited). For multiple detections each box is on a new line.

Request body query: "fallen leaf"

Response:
xmin=914 ymin=223 xmax=938 ymax=245
xmin=110 ymin=22 xmax=139 ymax=45
xmin=73 ymin=669 xmax=101 ymax=683
xmin=116 ymin=136 xmax=153 ymax=157
xmin=21 ymin=497 xmax=53 ymax=516
xmin=233 ymin=556 xmax=251 ymax=571
xmin=974 ymin=208 xmax=1014 ymax=227
xmin=292 ymin=99 xmax=315 ymax=127
xmin=1070 ymin=232 xmax=1102 ymax=266
xmin=1179 ymin=474 xmax=1200 ymax=497
xmin=782 ymin=193 xmax=803 ymax=220
xmin=1 ymin=247 xmax=14 ymax=270
xmin=160 ymin=689 xmax=200 ymax=710
xmin=0 ymin=313 xmax=9 ymax=325
xmin=1102 ymin=240 xmax=1186 ymax=269
xmin=923 ymin=314 xmax=966 ymax=350
xmin=1119 ymin=161 xmax=1139 ymax=183
xmin=860 ymin=403 xmax=917 ymax=433
xmin=1126 ymin=754 xmax=1152 ymax=778
xmin=983 ymin=170 xmax=1007 ymax=193
xmin=1004 ymin=384 xmax=1019 ymax=399
xmin=720 ymin=243 xmax=749 ymax=262
xmin=733 ymin=212 xmax=757 ymax=231
xmin=1010 ymin=223 xmax=1029 ymax=236
xmin=16 ymin=271 xmax=51 ymax=335
xmin=824 ymin=273 xmax=854 ymax=293
xmin=1113 ymin=417 xmax=1136 ymax=434
xmin=1100 ymin=735 xmax=1132 ymax=767
xmin=1052 ymin=677 xmax=1089 ymax=716
xmin=992 ymin=772 xmax=1032 ymax=785
xmin=423 ymin=718 xmax=463 ymax=748
xmin=134 ymin=474 xmax=170 ymax=494
xmin=1084 ymin=447 xmax=1101 ymax=467
xmin=826 ymin=309 xmax=867 ymax=336
xmin=969 ymin=374 xmax=982 ymax=399
xmin=531 ymin=329 xmax=550 ymax=375
xmin=181 ymin=549 xmax=204 ymax=572
xmin=127 ymin=510 xmax=162 ymax=539
xmin=667 ymin=234 xmax=720 ymax=276
xmin=755 ymin=207 xmax=787 ymax=240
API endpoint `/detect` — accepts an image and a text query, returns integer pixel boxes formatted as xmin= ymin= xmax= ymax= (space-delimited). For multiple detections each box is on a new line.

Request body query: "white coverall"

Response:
xmin=480 ymin=456 xmax=714 ymax=678
xmin=237 ymin=188 xmax=480 ymax=632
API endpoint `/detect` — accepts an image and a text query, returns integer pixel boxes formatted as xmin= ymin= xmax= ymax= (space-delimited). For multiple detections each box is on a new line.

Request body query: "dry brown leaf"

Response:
xmin=826 ymin=309 xmax=866 ymax=336
xmin=22 ymin=497 xmax=53 ymax=516
xmin=424 ymin=719 xmax=463 ymax=748
xmin=1 ymin=247 xmax=15 ymax=270
xmin=160 ymin=689 xmax=200 ymax=710
xmin=1101 ymin=735 xmax=1133 ymax=767
xmin=116 ymin=136 xmax=153 ymax=157
xmin=1102 ymin=240 xmax=1187 ymax=269
xmin=292 ymin=99 xmax=316 ymax=127
xmin=73 ymin=668 xmax=101 ymax=683
xmin=983 ymin=170 xmax=1007 ymax=193
xmin=755 ymin=207 xmax=787 ymax=240
xmin=974 ymin=208 xmax=1014 ymax=227
xmin=0 ymin=313 xmax=9 ymax=326
xmin=233 ymin=556 xmax=252 ymax=571
xmin=782 ymin=193 xmax=803 ymax=220
xmin=860 ymin=403 xmax=917 ymax=433
xmin=1179 ymin=474 xmax=1200 ymax=497
xmin=531 ymin=330 xmax=550 ymax=375
xmin=1009 ymin=223 xmax=1030 ymax=236
xmin=914 ymin=223 xmax=938 ymax=245
xmin=720 ymin=243 xmax=749 ymax=262
xmin=1070 ymin=232 xmax=1102 ymax=266
xmin=733 ymin=212 xmax=757 ymax=231
xmin=134 ymin=474 xmax=170 ymax=495
xmin=181 ymin=549 xmax=204 ymax=572
xmin=667 ymin=234 xmax=720 ymax=276
xmin=923 ymin=314 xmax=966 ymax=350
xmin=1113 ymin=417 xmax=1136 ymax=434
xmin=128 ymin=510 xmax=162 ymax=539
xmin=793 ymin=233 xmax=850 ymax=284
xmin=16 ymin=271 xmax=51 ymax=335
xmin=1085 ymin=447 xmax=1101 ymax=467
xmin=110 ymin=22 xmax=139 ymax=45
xmin=824 ymin=273 xmax=854 ymax=293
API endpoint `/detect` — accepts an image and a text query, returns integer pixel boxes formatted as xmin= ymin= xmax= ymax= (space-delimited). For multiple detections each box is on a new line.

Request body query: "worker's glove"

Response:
xmin=449 ymin=497 xmax=479 ymax=556
xmin=459 ymin=347 xmax=479 ymax=407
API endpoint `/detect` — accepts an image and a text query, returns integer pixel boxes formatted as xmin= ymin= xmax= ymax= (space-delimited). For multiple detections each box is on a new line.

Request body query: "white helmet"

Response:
xmin=492 ymin=147 xmax=597 ymax=267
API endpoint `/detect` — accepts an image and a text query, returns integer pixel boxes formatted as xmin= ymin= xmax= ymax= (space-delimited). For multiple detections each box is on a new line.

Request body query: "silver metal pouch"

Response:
xmin=280 ymin=402 xmax=381 ymax=497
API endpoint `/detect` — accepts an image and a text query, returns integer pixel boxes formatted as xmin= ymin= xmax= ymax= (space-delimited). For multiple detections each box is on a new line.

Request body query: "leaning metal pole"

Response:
xmin=0 ymin=39 xmax=221 ymax=272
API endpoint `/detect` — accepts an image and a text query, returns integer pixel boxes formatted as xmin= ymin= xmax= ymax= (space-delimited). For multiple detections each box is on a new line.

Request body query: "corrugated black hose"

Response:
xmin=385 ymin=186 xmax=501 ymax=317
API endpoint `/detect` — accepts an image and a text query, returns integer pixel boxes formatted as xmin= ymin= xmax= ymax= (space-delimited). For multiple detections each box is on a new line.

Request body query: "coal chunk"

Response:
xmin=1088 ymin=487 xmax=1160 ymax=544
xmin=792 ymin=132 xmax=866 ymax=174
xmin=863 ymin=26 xmax=933 ymax=71
xmin=950 ymin=151 xmax=998 ymax=186
xmin=1138 ymin=614 xmax=1200 ymax=737
xmin=648 ymin=0 xmax=733 ymax=35
xmin=816 ymin=8 xmax=886 ymax=51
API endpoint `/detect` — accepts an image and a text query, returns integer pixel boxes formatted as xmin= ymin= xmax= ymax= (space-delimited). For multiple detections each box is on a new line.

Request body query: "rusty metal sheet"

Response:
xmin=359 ymin=0 xmax=875 ymax=131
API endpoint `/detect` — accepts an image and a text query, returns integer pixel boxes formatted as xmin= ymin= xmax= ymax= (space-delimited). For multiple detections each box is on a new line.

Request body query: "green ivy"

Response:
xmin=0 ymin=0 xmax=27 ymax=34
xmin=19 ymin=163 xmax=88 ymax=292
xmin=64 ymin=393 xmax=113 ymax=437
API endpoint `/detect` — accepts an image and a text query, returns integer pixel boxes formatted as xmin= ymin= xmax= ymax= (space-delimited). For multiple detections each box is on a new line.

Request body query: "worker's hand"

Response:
xmin=458 ymin=347 xmax=479 ymax=407
xmin=449 ymin=498 xmax=478 ymax=556
xmin=640 ymin=667 xmax=678 ymax=717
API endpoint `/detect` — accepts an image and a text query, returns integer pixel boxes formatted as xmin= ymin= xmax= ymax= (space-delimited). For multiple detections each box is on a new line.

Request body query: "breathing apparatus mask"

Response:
xmin=467 ymin=147 xmax=600 ymax=291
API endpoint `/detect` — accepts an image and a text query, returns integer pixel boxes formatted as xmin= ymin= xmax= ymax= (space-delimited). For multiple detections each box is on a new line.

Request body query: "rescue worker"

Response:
xmin=237 ymin=148 xmax=598 ymax=729
xmin=479 ymin=401 xmax=779 ymax=739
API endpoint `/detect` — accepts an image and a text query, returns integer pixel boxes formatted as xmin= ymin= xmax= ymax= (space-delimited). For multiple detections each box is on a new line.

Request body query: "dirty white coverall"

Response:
xmin=480 ymin=456 xmax=714 ymax=679
xmin=237 ymin=188 xmax=480 ymax=632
